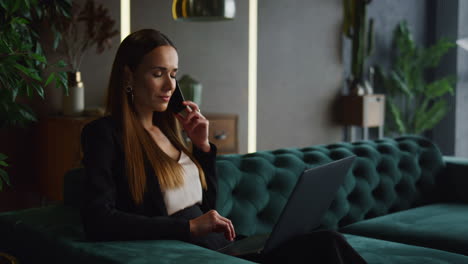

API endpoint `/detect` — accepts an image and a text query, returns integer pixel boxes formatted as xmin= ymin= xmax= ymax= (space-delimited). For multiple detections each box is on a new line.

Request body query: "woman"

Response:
xmin=81 ymin=29 xmax=366 ymax=263
xmin=80 ymin=29 xmax=234 ymax=250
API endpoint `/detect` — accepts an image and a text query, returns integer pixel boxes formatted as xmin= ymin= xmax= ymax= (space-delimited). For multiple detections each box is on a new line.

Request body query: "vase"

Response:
xmin=63 ymin=71 xmax=84 ymax=116
xmin=348 ymin=77 xmax=373 ymax=96
xmin=178 ymin=74 xmax=202 ymax=106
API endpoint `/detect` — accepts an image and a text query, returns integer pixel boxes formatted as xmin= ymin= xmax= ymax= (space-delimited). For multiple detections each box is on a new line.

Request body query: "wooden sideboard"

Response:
xmin=36 ymin=114 xmax=238 ymax=201
xmin=35 ymin=116 xmax=98 ymax=201
xmin=205 ymin=113 xmax=238 ymax=155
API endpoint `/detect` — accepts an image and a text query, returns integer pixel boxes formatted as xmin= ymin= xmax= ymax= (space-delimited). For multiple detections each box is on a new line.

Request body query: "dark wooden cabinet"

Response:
xmin=205 ymin=113 xmax=238 ymax=155
xmin=35 ymin=116 xmax=98 ymax=201
xmin=36 ymin=114 xmax=238 ymax=201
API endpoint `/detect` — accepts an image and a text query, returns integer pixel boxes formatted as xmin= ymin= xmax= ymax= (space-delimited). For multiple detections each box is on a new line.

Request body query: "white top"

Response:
xmin=163 ymin=151 xmax=203 ymax=215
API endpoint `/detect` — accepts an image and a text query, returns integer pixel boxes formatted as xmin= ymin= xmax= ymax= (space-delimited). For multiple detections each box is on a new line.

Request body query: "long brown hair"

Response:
xmin=106 ymin=29 xmax=207 ymax=205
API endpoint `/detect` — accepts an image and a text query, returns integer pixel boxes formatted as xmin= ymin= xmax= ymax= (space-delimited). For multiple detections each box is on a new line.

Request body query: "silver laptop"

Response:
xmin=217 ymin=155 xmax=356 ymax=261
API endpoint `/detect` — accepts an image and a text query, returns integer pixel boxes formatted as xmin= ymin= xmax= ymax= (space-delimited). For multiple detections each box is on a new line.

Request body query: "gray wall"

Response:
xmin=456 ymin=0 xmax=468 ymax=158
xmin=431 ymin=0 xmax=458 ymax=156
xmin=257 ymin=0 xmax=344 ymax=150
xmin=131 ymin=0 xmax=249 ymax=153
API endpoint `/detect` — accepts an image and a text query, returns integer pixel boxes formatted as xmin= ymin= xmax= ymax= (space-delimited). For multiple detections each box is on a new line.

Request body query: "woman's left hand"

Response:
xmin=174 ymin=101 xmax=211 ymax=152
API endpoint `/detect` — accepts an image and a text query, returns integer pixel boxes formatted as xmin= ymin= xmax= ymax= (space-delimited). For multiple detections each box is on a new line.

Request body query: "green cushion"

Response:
xmin=0 ymin=205 xmax=252 ymax=264
xmin=345 ymin=234 xmax=468 ymax=264
xmin=341 ymin=203 xmax=468 ymax=256
xmin=216 ymin=136 xmax=446 ymax=236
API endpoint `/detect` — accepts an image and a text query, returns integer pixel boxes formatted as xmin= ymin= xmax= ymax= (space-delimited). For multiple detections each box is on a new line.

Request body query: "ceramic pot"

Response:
xmin=63 ymin=71 xmax=84 ymax=116
xmin=348 ymin=77 xmax=373 ymax=96
xmin=178 ymin=74 xmax=202 ymax=106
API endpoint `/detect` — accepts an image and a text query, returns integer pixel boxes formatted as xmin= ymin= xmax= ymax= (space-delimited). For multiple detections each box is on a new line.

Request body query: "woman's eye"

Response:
xmin=152 ymin=72 xmax=163 ymax=77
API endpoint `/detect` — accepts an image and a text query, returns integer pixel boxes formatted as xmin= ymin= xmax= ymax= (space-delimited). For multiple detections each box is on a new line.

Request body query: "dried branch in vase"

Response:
xmin=57 ymin=0 xmax=119 ymax=72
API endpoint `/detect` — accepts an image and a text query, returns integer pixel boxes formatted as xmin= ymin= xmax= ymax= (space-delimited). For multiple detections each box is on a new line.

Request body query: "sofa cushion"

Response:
xmin=341 ymin=203 xmax=468 ymax=256
xmin=0 ymin=205 xmax=252 ymax=264
xmin=216 ymin=136 xmax=445 ymax=236
xmin=344 ymin=234 xmax=468 ymax=264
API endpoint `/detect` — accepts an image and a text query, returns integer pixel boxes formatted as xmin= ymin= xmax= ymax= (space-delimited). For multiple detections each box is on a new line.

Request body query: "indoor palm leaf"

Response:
xmin=376 ymin=21 xmax=455 ymax=136
xmin=0 ymin=0 xmax=70 ymax=127
xmin=0 ymin=0 xmax=71 ymax=190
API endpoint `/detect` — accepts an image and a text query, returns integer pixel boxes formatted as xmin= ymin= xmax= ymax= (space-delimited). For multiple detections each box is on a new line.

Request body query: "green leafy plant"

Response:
xmin=0 ymin=154 xmax=9 ymax=191
xmin=0 ymin=0 xmax=71 ymax=190
xmin=0 ymin=0 xmax=70 ymax=127
xmin=376 ymin=21 xmax=455 ymax=135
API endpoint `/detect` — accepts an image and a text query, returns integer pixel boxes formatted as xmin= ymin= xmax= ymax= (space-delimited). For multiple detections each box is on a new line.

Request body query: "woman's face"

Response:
xmin=130 ymin=45 xmax=179 ymax=113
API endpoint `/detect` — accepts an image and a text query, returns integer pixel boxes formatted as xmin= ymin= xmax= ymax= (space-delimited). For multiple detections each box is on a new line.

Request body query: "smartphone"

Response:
xmin=168 ymin=81 xmax=188 ymax=117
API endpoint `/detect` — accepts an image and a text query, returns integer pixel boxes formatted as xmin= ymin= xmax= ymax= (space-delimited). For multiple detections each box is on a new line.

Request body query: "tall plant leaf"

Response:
xmin=414 ymin=100 xmax=448 ymax=134
xmin=389 ymin=71 xmax=413 ymax=98
xmin=388 ymin=99 xmax=406 ymax=134
xmin=425 ymin=77 xmax=455 ymax=99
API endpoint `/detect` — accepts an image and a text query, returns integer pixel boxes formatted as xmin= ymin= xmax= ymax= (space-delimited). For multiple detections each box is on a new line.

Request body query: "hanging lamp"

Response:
xmin=172 ymin=0 xmax=236 ymax=21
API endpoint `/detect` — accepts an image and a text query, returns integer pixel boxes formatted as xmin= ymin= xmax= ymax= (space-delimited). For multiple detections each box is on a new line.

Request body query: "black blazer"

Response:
xmin=80 ymin=116 xmax=219 ymax=243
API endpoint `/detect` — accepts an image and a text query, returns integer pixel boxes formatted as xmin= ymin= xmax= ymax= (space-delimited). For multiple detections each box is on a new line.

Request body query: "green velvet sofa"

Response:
xmin=1 ymin=136 xmax=468 ymax=263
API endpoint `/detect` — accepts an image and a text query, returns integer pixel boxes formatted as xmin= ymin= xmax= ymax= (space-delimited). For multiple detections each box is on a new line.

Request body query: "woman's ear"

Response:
xmin=124 ymin=66 xmax=134 ymax=85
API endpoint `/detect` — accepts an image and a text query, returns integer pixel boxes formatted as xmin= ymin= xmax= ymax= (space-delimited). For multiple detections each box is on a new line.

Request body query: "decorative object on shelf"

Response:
xmin=172 ymin=0 xmax=236 ymax=21
xmin=342 ymin=0 xmax=374 ymax=96
xmin=178 ymin=75 xmax=203 ymax=106
xmin=375 ymin=21 xmax=455 ymax=136
xmin=62 ymin=72 xmax=84 ymax=116
xmin=56 ymin=0 xmax=119 ymax=116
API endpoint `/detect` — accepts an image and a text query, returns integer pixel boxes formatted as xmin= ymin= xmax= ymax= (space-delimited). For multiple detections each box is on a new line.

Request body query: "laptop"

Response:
xmin=217 ymin=155 xmax=356 ymax=261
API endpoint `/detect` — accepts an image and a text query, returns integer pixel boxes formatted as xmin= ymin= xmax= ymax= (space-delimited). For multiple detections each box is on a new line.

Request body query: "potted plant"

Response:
xmin=0 ymin=0 xmax=71 ymax=191
xmin=343 ymin=0 xmax=375 ymax=95
xmin=55 ymin=0 xmax=119 ymax=116
xmin=375 ymin=21 xmax=455 ymax=136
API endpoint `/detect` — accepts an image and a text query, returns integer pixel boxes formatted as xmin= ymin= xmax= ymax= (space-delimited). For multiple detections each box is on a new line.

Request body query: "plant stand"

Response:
xmin=339 ymin=94 xmax=385 ymax=141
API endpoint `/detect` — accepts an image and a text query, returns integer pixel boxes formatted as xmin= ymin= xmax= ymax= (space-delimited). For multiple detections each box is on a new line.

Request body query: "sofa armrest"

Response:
xmin=440 ymin=156 xmax=468 ymax=203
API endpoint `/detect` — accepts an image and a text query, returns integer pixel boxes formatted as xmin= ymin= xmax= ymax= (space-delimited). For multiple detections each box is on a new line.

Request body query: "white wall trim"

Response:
xmin=248 ymin=0 xmax=258 ymax=153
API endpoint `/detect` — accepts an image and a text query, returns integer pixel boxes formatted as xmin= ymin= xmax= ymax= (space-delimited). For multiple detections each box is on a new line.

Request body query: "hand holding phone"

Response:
xmin=171 ymin=84 xmax=210 ymax=151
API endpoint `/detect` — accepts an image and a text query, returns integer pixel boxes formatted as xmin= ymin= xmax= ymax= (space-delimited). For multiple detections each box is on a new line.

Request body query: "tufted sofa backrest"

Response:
xmin=215 ymin=136 xmax=445 ymax=236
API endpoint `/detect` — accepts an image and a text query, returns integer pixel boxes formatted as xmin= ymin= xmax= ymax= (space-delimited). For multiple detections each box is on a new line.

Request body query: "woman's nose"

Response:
xmin=162 ymin=75 xmax=175 ymax=92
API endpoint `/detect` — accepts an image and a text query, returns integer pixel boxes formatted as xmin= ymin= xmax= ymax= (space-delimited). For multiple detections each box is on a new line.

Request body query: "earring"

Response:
xmin=125 ymin=85 xmax=134 ymax=105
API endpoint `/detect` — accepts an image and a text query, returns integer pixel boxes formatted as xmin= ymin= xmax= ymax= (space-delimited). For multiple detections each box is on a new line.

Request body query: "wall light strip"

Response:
xmin=248 ymin=0 xmax=258 ymax=153
xmin=120 ymin=0 xmax=131 ymax=42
